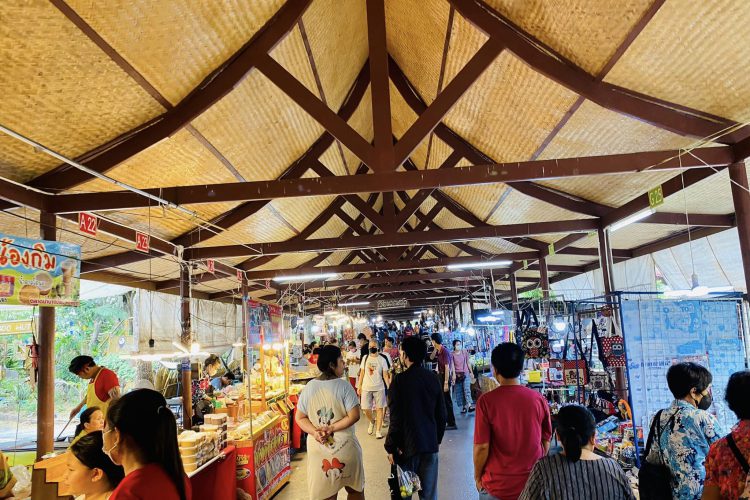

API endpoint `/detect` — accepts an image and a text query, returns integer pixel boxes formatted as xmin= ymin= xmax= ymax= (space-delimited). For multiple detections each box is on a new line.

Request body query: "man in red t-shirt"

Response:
xmin=69 ymin=355 xmax=121 ymax=419
xmin=474 ymin=343 xmax=551 ymax=500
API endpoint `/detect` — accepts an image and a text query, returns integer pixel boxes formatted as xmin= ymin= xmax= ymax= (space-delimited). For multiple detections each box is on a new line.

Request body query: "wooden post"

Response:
xmin=487 ymin=278 xmax=498 ymax=309
xmin=510 ymin=273 xmax=519 ymax=321
xmin=730 ymin=162 xmax=750 ymax=293
xmin=31 ymin=212 xmax=56 ymax=498
xmin=179 ymin=263 xmax=192 ymax=431
xmin=539 ymin=256 xmax=550 ymax=301
xmin=458 ymin=299 xmax=464 ymax=326
xmin=598 ymin=227 xmax=615 ymax=296
xmin=468 ymin=294 xmax=475 ymax=324
xmin=241 ymin=279 xmax=249 ymax=377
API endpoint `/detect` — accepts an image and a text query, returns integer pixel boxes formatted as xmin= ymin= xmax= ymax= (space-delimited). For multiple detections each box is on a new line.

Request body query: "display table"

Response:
xmin=188 ymin=445 xmax=237 ymax=500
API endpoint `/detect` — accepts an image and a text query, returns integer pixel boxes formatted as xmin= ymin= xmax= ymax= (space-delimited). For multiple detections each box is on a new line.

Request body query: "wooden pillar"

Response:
xmin=730 ymin=162 xmax=750 ymax=293
xmin=36 ymin=213 xmax=56 ymax=459
xmin=510 ymin=273 xmax=519 ymax=321
xmin=539 ymin=256 xmax=550 ymax=301
xmin=241 ymin=279 xmax=249 ymax=377
xmin=468 ymin=294 xmax=475 ymax=324
xmin=598 ymin=227 xmax=615 ymax=296
xmin=31 ymin=213 xmax=57 ymax=499
xmin=487 ymin=278 xmax=498 ymax=309
xmin=179 ymin=263 xmax=192 ymax=430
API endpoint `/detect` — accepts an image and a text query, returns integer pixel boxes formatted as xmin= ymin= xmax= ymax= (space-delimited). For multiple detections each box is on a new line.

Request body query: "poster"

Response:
xmin=247 ymin=301 xmax=282 ymax=345
xmin=622 ymin=299 xmax=745 ymax=433
xmin=0 ymin=233 xmax=80 ymax=307
xmin=254 ymin=416 xmax=290 ymax=499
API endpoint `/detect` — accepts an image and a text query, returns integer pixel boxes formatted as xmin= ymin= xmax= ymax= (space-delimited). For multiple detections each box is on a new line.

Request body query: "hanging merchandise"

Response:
xmin=563 ymin=359 xmax=588 ymax=386
xmin=521 ymin=326 xmax=550 ymax=359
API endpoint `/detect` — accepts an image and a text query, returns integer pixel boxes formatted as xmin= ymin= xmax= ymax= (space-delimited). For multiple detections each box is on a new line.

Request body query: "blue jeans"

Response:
xmin=401 ymin=453 xmax=438 ymax=500
xmin=479 ymin=490 xmax=502 ymax=500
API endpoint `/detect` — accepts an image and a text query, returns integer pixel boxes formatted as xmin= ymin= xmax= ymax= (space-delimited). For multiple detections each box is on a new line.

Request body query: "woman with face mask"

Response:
xmin=66 ymin=431 xmax=124 ymax=500
xmin=71 ymin=406 xmax=105 ymax=447
xmin=643 ymin=362 xmax=722 ymax=500
xmin=451 ymin=340 xmax=475 ymax=414
xmin=102 ymin=389 xmax=191 ymax=500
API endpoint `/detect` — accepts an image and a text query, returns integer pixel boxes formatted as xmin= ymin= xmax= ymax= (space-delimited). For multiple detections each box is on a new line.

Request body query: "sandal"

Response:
xmin=461 ymin=407 xmax=468 ymax=414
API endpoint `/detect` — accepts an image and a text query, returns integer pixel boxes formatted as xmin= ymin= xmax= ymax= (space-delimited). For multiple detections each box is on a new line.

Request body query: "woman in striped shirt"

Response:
xmin=519 ymin=405 xmax=635 ymax=500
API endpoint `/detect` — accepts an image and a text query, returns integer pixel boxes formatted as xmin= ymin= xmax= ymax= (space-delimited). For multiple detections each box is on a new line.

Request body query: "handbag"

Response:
xmin=521 ymin=326 xmax=550 ymax=359
xmin=563 ymin=359 xmax=588 ymax=385
xmin=727 ymin=433 xmax=750 ymax=499
xmin=639 ymin=409 xmax=679 ymax=500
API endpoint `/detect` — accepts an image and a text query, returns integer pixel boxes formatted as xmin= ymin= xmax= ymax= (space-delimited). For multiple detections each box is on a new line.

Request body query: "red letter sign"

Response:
xmin=78 ymin=212 xmax=98 ymax=236
xmin=135 ymin=232 xmax=150 ymax=252
xmin=206 ymin=259 xmax=215 ymax=273
xmin=236 ymin=269 xmax=243 ymax=281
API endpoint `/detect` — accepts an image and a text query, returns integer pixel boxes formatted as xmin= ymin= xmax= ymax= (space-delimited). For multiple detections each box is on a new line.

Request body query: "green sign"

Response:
xmin=548 ymin=243 xmax=555 ymax=256
xmin=648 ymin=186 xmax=664 ymax=208
xmin=523 ymin=260 xmax=528 ymax=269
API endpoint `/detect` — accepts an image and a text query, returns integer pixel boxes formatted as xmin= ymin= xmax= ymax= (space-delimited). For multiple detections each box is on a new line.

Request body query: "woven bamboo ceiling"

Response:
xmin=1 ymin=0 xmax=749 ymax=312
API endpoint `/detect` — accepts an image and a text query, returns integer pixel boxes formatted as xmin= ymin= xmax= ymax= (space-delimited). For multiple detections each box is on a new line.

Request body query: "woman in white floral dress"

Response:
xmin=296 ymin=345 xmax=365 ymax=500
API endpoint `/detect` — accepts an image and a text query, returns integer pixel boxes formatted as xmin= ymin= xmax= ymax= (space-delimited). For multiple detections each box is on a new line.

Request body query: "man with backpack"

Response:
xmin=358 ymin=339 xmax=392 ymax=439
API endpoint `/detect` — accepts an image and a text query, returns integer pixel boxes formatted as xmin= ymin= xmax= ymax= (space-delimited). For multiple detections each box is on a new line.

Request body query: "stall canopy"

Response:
xmin=551 ymin=228 xmax=747 ymax=301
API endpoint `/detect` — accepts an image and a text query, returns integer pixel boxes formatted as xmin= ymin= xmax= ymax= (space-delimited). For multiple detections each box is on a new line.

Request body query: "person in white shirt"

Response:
xmin=357 ymin=339 xmax=392 ymax=439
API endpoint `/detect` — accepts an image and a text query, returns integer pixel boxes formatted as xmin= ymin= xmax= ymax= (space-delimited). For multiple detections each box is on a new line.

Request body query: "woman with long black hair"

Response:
xmin=519 ymin=405 xmax=634 ymax=500
xmin=102 ymin=389 xmax=191 ymax=500
xmin=65 ymin=431 xmax=124 ymax=499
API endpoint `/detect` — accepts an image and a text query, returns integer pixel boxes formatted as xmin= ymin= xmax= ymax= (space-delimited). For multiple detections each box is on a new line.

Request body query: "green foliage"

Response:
xmin=0 ymin=294 xmax=136 ymax=418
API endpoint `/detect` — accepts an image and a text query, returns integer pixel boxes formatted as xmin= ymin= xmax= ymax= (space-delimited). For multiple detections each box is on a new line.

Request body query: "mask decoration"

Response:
xmin=521 ymin=327 xmax=549 ymax=359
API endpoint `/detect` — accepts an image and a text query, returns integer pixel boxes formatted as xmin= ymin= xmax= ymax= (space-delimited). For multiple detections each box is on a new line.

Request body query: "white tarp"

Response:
xmin=132 ymin=290 xmax=242 ymax=353
xmin=551 ymin=228 xmax=746 ymax=297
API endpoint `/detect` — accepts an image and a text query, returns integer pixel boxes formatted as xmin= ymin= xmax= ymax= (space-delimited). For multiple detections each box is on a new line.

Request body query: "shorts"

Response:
xmin=362 ymin=389 xmax=386 ymax=409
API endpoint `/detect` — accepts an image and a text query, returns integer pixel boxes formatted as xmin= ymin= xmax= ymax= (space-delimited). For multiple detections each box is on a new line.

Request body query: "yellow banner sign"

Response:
xmin=0 ymin=320 xmax=33 ymax=336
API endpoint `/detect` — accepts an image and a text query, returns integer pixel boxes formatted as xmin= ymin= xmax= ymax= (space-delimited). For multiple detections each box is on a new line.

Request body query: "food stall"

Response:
xmin=228 ymin=300 xmax=292 ymax=500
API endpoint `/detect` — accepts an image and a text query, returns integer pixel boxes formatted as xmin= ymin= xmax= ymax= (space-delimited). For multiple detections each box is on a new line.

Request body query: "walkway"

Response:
xmin=275 ymin=407 xmax=476 ymax=499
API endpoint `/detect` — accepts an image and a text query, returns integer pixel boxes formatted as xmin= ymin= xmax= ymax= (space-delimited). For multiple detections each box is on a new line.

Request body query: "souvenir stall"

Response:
xmin=230 ymin=299 xmax=293 ymax=500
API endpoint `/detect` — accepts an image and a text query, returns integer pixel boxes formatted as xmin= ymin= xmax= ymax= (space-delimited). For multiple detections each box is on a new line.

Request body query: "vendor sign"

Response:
xmin=0 ymin=320 xmax=33 ymax=336
xmin=0 ymin=233 xmax=80 ymax=307
xmin=254 ymin=417 xmax=290 ymax=499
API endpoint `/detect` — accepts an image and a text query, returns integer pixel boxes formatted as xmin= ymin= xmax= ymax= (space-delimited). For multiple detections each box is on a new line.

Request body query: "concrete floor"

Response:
xmin=274 ymin=407 xmax=476 ymax=500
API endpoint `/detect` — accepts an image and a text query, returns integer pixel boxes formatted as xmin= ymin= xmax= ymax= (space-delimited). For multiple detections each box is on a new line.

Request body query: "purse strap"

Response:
xmin=728 ymin=433 xmax=750 ymax=474
xmin=644 ymin=409 xmax=663 ymax=456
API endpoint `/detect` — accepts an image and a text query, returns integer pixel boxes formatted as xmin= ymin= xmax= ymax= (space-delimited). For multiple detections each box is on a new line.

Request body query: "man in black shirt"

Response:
xmin=385 ymin=336 xmax=446 ymax=500
xmin=357 ymin=332 xmax=369 ymax=360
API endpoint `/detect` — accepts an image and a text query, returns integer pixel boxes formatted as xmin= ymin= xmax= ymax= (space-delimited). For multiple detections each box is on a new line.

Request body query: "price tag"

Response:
xmin=206 ymin=259 xmax=215 ymax=273
xmin=135 ymin=231 xmax=150 ymax=252
xmin=78 ymin=212 xmax=98 ymax=236
xmin=648 ymin=185 xmax=664 ymax=208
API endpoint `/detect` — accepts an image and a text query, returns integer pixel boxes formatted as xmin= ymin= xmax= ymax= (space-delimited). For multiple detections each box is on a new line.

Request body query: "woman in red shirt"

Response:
xmin=103 ymin=389 xmax=191 ymax=500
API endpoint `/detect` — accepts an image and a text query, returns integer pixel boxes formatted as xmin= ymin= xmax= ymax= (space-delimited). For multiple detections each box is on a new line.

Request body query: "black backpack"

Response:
xmin=639 ymin=409 xmax=679 ymax=500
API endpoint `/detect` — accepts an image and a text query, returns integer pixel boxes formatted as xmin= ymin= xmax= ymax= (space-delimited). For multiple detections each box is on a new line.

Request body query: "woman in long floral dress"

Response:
xmin=296 ymin=345 xmax=365 ymax=500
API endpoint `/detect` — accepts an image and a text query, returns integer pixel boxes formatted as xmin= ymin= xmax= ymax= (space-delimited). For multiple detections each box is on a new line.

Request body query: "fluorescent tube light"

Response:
xmin=446 ymin=260 xmax=512 ymax=270
xmin=609 ymin=208 xmax=654 ymax=232
xmin=339 ymin=301 xmax=370 ymax=306
xmin=273 ymin=272 xmax=336 ymax=283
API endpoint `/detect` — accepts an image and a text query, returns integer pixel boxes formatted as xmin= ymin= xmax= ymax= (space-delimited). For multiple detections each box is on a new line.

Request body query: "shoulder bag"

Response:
xmin=639 ymin=409 xmax=679 ymax=500
xmin=727 ymin=433 xmax=750 ymax=500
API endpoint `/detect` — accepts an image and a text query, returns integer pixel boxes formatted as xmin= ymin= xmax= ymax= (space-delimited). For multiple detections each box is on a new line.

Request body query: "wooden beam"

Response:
xmin=185 ymin=219 xmax=597 ymax=259
xmin=29 ymin=0 xmax=313 ymax=191
xmin=256 ymin=54 xmax=376 ymax=169
xmin=53 ymin=147 xmax=731 ymax=213
xmin=393 ymin=39 xmax=503 ymax=166
xmin=308 ymin=281 xmax=472 ymax=297
xmin=449 ymin=0 xmax=748 ymax=143
xmin=366 ymin=0 xmax=395 ymax=172
xmin=244 ymin=252 xmax=537 ymax=281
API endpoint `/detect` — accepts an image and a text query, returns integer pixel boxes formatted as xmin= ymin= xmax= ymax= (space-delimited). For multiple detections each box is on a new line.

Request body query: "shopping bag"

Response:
xmin=563 ymin=359 xmax=588 ymax=385
xmin=388 ymin=464 xmax=421 ymax=499
xmin=601 ymin=336 xmax=626 ymax=367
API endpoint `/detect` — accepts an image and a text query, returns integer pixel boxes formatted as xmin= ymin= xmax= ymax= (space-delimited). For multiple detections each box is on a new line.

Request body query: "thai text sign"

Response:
xmin=0 ymin=233 xmax=80 ymax=307
xmin=376 ymin=298 xmax=408 ymax=309
xmin=0 ymin=320 xmax=33 ymax=336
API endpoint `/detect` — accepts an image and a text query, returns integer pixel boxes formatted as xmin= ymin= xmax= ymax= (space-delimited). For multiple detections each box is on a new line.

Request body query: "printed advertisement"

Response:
xmin=0 ymin=233 xmax=80 ymax=307
xmin=254 ymin=417 xmax=290 ymax=500
xmin=247 ymin=300 xmax=283 ymax=345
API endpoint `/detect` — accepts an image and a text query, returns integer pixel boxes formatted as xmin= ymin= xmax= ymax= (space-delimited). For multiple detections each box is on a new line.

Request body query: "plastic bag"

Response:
xmin=388 ymin=464 xmax=421 ymax=499
xmin=8 ymin=465 xmax=30 ymax=500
